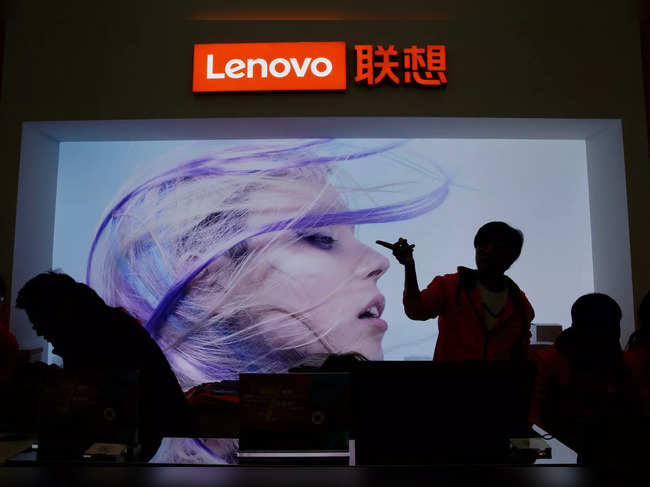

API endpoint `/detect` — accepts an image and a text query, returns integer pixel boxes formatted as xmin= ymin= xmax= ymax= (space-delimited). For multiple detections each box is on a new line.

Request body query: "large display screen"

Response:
xmin=53 ymin=138 xmax=593 ymax=374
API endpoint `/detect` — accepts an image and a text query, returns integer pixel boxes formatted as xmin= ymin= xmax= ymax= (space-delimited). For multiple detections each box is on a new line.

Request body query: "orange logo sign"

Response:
xmin=193 ymin=42 xmax=347 ymax=92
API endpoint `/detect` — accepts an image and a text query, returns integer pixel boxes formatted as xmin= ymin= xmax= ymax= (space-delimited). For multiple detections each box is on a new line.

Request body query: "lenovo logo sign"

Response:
xmin=193 ymin=42 xmax=347 ymax=92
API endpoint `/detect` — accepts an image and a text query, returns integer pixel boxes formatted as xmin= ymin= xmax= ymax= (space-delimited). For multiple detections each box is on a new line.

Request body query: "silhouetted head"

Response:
xmin=474 ymin=221 xmax=524 ymax=276
xmin=16 ymin=271 xmax=107 ymax=356
xmin=570 ymin=293 xmax=622 ymax=344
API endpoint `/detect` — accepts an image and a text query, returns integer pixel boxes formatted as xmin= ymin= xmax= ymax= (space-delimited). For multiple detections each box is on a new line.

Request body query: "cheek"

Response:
xmin=273 ymin=253 xmax=325 ymax=277
xmin=245 ymin=250 xmax=329 ymax=313
xmin=266 ymin=248 xmax=343 ymax=291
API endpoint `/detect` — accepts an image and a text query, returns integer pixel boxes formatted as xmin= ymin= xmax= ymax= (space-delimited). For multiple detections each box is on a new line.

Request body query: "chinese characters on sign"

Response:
xmin=354 ymin=44 xmax=447 ymax=86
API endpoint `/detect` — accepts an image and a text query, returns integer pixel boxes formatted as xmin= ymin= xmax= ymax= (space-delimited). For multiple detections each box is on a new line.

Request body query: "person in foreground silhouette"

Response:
xmin=383 ymin=221 xmax=534 ymax=360
xmin=15 ymin=272 xmax=193 ymax=460
xmin=625 ymin=291 xmax=650 ymax=414
xmin=0 ymin=275 xmax=21 ymax=431
xmin=0 ymin=275 xmax=19 ymax=381
xmin=530 ymin=293 xmax=643 ymax=463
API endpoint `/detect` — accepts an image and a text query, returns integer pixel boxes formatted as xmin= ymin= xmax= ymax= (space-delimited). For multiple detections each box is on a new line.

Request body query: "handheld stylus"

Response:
xmin=375 ymin=240 xmax=395 ymax=250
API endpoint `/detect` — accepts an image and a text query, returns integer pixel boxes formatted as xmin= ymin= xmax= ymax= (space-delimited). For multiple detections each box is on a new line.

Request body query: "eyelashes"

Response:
xmin=297 ymin=232 xmax=337 ymax=250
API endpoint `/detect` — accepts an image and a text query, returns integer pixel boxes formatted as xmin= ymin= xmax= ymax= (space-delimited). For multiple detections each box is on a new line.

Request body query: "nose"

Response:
xmin=356 ymin=245 xmax=390 ymax=280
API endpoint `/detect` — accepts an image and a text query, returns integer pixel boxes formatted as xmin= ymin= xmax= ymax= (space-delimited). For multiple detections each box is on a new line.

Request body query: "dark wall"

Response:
xmin=1 ymin=0 xmax=649 ymax=320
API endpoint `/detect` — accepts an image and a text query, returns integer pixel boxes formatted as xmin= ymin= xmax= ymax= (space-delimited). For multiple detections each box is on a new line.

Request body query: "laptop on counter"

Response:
xmin=238 ymin=372 xmax=350 ymax=465
xmin=351 ymin=361 xmax=537 ymax=465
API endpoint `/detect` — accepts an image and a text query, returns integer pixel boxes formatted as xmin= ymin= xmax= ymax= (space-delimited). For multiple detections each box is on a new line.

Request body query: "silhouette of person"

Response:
xmin=385 ymin=221 xmax=534 ymax=360
xmin=15 ymin=272 xmax=193 ymax=460
xmin=0 ymin=275 xmax=19 ymax=381
xmin=0 ymin=275 xmax=20 ymax=431
xmin=625 ymin=291 xmax=650 ymax=414
xmin=530 ymin=293 xmax=642 ymax=463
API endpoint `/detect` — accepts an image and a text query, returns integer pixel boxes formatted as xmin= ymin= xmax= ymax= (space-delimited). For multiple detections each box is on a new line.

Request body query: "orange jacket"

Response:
xmin=403 ymin=267 xmax=534 ymax=361
xmin=529 ymin=343 xmax=644 ymax=431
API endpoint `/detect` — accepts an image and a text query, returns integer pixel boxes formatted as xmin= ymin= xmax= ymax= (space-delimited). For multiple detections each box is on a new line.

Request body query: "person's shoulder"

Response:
xmin=503 ymin=275 xmax=534 ymax=313
xmin=436 ymin=266 xmax=475 ymax=290
xmin=629 ymin=343 xmax=644 ymax=354
xmin=517 ymin=289 xmax=535 ymax=318
xmin=424 ymin=271 xmax=461 ymax=292
xmin=516 ymin=286 xmax=532 ymax=304
xmin=437 ymin=269 xmax=466 ymax=282
xmin=110 ymin=306 xmax=140 ymax=322
xmin=537 ymin=345 xmax=569 ymax=375
xmin=110 ymin=307 xmax=148 ymax=333
xmin=624 ymin=349 xmax=647 ymax=370
xmin=105 ymin=307 xmax=161 ymax=352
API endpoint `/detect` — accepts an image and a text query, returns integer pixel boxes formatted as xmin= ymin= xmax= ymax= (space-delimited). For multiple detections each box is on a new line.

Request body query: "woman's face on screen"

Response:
xmin=240 ymin=181 xmax=390 ymax=360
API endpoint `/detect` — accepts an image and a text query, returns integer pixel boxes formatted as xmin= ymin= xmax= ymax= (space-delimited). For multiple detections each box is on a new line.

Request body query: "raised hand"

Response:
xmin=376 ymin=238 xmax=415 ymax=266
